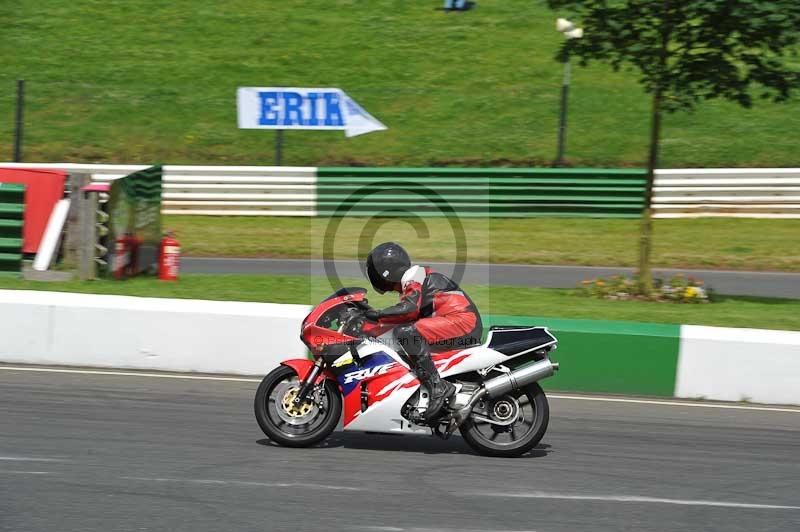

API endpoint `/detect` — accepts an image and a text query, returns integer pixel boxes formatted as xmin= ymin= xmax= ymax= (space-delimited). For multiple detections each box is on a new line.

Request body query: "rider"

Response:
xmin=363 ymin=242 xmax=483 ymax=421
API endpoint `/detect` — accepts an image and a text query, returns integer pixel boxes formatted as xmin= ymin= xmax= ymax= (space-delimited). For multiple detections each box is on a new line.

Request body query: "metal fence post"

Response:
xmin=13 ymin=80 xmax=25 ymax=162
xmin=554 ymin=48 xmax=571 ymax=167
xmin=275 ymin=130 xmax=284 ymax=165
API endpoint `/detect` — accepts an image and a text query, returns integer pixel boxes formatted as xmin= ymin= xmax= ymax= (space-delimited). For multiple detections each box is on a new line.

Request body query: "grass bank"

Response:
xmin=165 ymin=216 xmax=800 ymax=271
xmin=2 ymin=274 xmax=798 ymax=331
xmin=1 ymin=1 xmax=798 ymax=167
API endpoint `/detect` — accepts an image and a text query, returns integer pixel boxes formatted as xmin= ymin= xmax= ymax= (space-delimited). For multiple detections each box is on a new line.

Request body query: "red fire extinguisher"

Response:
xmin=159 ymin=231 xmax=181 ymax=281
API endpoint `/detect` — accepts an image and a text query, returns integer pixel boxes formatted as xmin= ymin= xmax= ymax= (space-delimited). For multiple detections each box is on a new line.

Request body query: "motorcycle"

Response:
xmin=254 ymin=287 xmax=560 ymax=457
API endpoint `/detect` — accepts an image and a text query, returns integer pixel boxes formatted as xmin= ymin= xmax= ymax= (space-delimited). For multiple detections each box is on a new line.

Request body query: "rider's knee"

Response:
xmin=395 ymin=324 xmax=425 ymax=356
xmin=395 ymin=323 xmax=417 ymax=341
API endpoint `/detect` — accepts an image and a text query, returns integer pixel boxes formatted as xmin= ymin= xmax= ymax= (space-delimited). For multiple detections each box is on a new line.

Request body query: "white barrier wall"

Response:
xmin=3 ymin=290 xmax=799 ymax=405
xmin=0 ymin=290 xmax=311 ymax=375
xmin=676 ymin=325 xmax=800 ymax=404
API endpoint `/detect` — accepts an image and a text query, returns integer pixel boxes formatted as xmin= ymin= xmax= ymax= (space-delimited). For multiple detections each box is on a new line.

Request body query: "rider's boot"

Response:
xmin=412 ymin=349 xmax=456 ymax=422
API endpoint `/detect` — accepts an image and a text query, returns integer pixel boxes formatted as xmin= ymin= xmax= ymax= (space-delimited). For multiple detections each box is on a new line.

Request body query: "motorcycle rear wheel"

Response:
xmin=460 ymin=382 xmax=549 ymax=457
xmin=254 ymin=365 xmax=342 ymax=448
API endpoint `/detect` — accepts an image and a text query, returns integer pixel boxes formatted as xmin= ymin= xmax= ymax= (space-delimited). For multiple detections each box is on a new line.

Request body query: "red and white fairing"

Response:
xmin=342 ymin=336 xmax=515 ymax=434
xmin=283 ymin=287 xmax=556 ymax=436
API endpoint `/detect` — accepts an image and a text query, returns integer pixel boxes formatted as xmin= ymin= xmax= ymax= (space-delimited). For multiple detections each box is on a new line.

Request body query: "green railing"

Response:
xmin=0 ymin=183 xmax=24 ymax=276
xmin=317 ymin=167 xmax=647 ymax=218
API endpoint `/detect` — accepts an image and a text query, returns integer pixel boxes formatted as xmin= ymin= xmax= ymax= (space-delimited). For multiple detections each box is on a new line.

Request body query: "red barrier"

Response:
xmin=0 ymin=168 xmax=66 ymax=253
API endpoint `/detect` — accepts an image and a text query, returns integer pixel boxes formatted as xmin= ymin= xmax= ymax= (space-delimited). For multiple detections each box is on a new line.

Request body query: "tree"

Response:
xmin=546 ymin=0 xmax=800 ymax=292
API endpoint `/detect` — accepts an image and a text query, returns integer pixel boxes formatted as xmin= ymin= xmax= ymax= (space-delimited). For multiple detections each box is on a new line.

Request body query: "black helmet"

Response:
xmin=365 ymin=242 xmax=411 ymax=294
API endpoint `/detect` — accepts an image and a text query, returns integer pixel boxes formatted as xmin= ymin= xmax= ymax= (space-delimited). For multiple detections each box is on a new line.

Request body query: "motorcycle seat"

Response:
xmin=485 ymin=326 xmax=556 ymax=356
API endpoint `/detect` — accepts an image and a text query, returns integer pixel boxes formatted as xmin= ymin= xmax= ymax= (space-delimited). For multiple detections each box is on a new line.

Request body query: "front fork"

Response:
xmin=292 ymin=357 xmax=325 ymax=406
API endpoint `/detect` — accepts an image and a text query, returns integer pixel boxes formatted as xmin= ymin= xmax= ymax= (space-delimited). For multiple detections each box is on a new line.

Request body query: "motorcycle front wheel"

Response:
xmin=460 ymin=382 xmax=549 ymax=458
xmin=254 ymin=365 xmax=342 ymax=448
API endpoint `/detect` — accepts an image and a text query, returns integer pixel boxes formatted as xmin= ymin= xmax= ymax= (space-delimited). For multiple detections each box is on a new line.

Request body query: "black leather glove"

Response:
xmin=364 ymin=308 xmax=381 ymax=322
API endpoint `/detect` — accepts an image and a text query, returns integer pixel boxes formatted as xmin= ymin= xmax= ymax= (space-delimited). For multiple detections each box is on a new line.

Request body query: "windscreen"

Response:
xmin=322 ymin=287 xmax=367 ymax=301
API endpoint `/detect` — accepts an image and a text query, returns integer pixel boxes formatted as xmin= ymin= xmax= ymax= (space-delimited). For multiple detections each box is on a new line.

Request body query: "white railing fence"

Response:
xmin=2 ymin=163 xmax=798 ymax=218
xmin=1 ymin=163 xmax=318 ymax=217
xmin=653 ymin=168 xmax=800 ymax=219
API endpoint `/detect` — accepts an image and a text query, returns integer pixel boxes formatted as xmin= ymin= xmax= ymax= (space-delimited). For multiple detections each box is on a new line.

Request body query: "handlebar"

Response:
xmin=337 ymin=305 xmax=366 ymax=335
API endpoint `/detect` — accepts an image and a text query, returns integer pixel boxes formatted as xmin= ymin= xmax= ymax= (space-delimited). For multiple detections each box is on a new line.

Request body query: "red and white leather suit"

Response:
xmin=376 ymin=265 xmax=483 ymax=350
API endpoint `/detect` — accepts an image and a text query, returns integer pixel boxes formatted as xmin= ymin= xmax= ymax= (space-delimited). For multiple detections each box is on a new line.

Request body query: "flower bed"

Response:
xmin=579 ymin=274 xmax=711 ymax=303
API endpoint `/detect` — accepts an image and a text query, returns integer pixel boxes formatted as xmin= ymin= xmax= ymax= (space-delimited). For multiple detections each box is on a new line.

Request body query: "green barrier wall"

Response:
xmin=0 ymin=183 xmax=24 ymax=277
xmin=317 ymin=167 xmax=647 ymax=218
xmin=484 ymin=315 xmax=681 ymax=396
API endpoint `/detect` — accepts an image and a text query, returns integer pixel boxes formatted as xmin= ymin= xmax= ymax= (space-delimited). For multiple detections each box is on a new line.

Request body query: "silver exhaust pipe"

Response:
xmin=483 ymin=358 xmax=557 ymax=399
xmin=445 ymin=358 xmax=558 ymax=437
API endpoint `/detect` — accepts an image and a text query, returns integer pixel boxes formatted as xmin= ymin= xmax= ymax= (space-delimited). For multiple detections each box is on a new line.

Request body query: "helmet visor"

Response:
xmin=366 ymin=255 xmax=393 ymax=294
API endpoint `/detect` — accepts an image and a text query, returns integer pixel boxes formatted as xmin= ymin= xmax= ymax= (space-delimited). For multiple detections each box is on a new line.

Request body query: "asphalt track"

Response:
xmin=2 ymin=366 xmax=799 ymax=532
xmin=182 ymin=258 xmax=800 ymax=298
